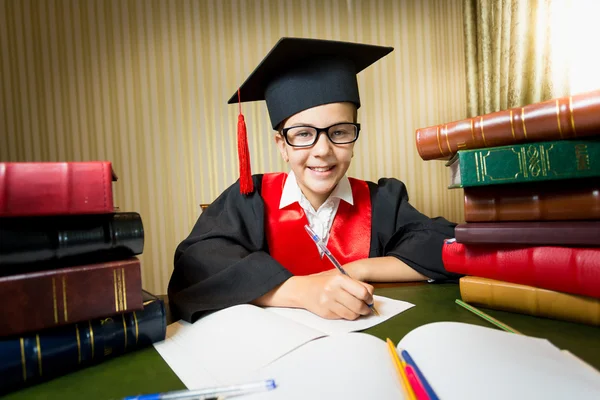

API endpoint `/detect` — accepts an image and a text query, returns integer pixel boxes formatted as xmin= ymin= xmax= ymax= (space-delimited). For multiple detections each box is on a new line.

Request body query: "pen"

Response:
xmin=304 ymin=225 xmax=380 ymax=316
xmin=400 ymin=349 xmax=439 ymax=400
xmin=455 ymin=299 xmax=522 ymax=335
xmin=123 ymin=379 xmax=277 ymax=400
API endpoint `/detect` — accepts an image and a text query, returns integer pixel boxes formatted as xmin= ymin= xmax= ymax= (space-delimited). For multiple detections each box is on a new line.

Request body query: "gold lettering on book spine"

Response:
xmin=122 ymin=314 xmax=128 ymax=350
xmin=114 ymin=269 xmax=119 ymax=312
xmin=62 ymin=276 xmax=68 ymax=322
xmin=75 ymin=324 xmax=81 ymax=364
xmin=521 ymin=108 xmax=528 ymax=139
xmin=475 ymin=152 xmax=481 ymax=182
xmin=122 ymin=268 xmax=127 ymax=310
xmin=36 ymin=334 xmax=42 ymax=376
xmin=510 ymin=110 xmax=516 ymax=140
xmin=436 ymin=126 xmax=444 ymax=156
xmin=569 ymin=96 xmax=577 ymax=136
xmin=20 ymin=338 xmax=26 ymax=382
xmin=89 ymin=321 xmax=95 ymax=359
xmin=52 ymin=278 xmax=58 ymax=324
xmin=479 ymin=117 xmax=488 ymax=147
xmin=556 ymin=100 xmax=563 ymax=138
xmin=133 ymin=312 xmax=139 ymax=344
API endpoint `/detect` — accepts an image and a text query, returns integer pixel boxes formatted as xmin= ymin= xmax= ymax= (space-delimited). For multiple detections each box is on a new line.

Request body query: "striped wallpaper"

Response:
xmin=0 ymin=0 xmax=467 ymax=295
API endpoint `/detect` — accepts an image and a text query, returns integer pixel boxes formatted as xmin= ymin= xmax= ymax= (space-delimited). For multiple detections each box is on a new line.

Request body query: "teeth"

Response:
xmin=310 ymin=166 xmax=333 ymax=172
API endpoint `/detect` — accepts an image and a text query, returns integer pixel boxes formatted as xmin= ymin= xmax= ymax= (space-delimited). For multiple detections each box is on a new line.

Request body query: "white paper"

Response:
xmin=154 ymin=304 xmax=325 ymax=387
xmin=154 ymin=296 xmax=413 ymax=389
xmin=398 ymin=322 xmax=600 ymax=400
xmin=264 ymin=295 xmax=414 ymax=335
xmin=242 ymin=333 xmax=404 ymax=400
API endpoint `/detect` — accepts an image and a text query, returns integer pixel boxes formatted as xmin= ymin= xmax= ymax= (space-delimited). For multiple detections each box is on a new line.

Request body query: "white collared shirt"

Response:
xmin=279 ymin=171 xmax=354 ymax=255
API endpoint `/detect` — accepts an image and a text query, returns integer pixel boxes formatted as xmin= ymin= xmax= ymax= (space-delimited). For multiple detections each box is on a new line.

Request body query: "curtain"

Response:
xmin=463 ymin=0 xmax=571 ymax=116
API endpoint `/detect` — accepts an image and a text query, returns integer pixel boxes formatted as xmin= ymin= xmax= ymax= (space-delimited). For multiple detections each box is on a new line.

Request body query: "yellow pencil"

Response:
xmin=386 ymin=338 xmax=416 ymax=400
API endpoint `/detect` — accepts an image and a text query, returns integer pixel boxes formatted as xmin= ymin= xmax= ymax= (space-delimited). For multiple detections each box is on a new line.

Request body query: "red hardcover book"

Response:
xmin=0 ymin=161 xmax=117 ymax=217
xmin=415 ymin=89 xmax=600 ymax=160
xmin=0 ymin=257 xmax=143 ymax=337
xmin=442 ymin=240 xmax=600 ymax=299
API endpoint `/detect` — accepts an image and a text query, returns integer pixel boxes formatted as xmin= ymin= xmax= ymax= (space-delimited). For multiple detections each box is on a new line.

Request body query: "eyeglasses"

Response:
xmin=281 ymin=123 xmax=360 ymax=148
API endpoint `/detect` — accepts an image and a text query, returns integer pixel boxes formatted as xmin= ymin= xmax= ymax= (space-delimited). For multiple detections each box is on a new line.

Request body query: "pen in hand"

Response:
xmin=304 ymin=225 xmax=380 ymax=316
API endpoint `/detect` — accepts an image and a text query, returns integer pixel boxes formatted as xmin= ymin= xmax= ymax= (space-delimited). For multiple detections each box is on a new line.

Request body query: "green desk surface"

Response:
xmin=5 ymin=283 xmax=600 ymax=400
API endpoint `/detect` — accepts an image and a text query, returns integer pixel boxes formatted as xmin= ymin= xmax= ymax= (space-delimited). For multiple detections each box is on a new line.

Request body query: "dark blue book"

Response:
xmin=0 ymin=291 xmax=166 ymax=394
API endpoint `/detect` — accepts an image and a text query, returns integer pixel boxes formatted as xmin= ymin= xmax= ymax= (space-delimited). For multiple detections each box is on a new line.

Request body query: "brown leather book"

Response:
xmin=464 ymin=179 xmax=600 ymax=222
xmin=455 ymin=221 xmax=600 ymax=246
xmin=415 ymin=89 xmax=600 ymax=160
xmin=460 ymin=276 xmax=600 ymax=326
xmin=0 ymin=257 xmax=143 ymax=337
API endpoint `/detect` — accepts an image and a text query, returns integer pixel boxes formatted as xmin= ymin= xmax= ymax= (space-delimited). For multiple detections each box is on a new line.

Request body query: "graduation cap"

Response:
xmin=229 ymin=37 xmax=394 ymax=194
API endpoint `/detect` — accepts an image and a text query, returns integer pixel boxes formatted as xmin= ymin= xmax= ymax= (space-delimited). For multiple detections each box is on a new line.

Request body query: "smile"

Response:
xmin=308 ymin=166 xmax=334 ymax=172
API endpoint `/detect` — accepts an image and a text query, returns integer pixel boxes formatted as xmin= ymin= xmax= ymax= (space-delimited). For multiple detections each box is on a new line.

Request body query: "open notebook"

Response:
xmin=154 ymin=295 xmax=413 ymax=387
xmin=155 ymin=305 xmax=600 ymax=399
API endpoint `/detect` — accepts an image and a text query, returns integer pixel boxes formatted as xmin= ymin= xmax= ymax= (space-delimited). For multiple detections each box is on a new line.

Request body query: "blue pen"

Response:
xmin=304 ymin=225 xmax=380 ymax=316
xmin=400 ymin=349 xmax=439 ymax=400
xmin=123 ymin=379 xmax=277 ymax=400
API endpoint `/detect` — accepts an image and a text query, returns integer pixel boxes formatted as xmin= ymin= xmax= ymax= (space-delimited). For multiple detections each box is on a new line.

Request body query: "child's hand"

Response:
xmin=291 ymin=274 xmax=374 ymax=320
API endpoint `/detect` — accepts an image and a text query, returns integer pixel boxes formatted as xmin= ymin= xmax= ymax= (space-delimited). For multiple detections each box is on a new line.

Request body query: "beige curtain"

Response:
xmin=1 ymin=0 xmax=467 ymax=295
xmin=463 ymin=0 xmax=571 ymax=116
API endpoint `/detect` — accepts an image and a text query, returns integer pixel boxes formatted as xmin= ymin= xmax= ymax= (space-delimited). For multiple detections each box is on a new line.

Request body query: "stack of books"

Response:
xmin=415 ymin=89 xmax=600 ymax=326
xmin=0 ymin=161 xmax=167 ymax=394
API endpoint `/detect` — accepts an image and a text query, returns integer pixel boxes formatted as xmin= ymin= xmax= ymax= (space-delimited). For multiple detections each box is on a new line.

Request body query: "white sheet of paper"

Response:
xmin=398 ymin=322 xmax=600 ymax=400
xmin=154 ymin=296 xmax=413 ymax=389
xmin=154 ymin=304 xmax=325 ymax=387
xmin=264 ymin=295 xmax=415 ymax=335
xmin=242 ymin=333 xmax=404 ymax=400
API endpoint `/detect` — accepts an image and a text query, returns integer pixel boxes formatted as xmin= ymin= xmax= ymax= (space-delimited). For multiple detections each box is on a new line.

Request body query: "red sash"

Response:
xmin=261 ymin=172 xmax=371 ymax=275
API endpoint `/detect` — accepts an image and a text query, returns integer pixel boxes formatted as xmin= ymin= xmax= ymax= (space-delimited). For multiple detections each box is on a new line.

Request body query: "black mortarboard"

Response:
xmin=229 ymin=37 xmax=394 ymax=194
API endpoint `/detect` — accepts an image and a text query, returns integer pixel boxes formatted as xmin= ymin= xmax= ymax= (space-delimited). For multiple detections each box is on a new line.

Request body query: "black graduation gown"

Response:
xmin=168 ymin=174 xmax=461 ymax=322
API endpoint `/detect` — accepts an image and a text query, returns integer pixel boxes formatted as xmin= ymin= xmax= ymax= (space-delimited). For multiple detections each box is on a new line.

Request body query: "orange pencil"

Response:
xmin=386 ymin=338 xmax=416 ymax=400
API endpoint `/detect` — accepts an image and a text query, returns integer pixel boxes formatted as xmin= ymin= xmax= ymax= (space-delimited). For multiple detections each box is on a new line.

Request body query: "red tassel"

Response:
xmin=237 ymin=89 xmax=254 ymax=194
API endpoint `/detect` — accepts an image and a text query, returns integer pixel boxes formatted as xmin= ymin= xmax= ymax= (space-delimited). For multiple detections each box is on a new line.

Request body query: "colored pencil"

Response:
xmin=386 ymin=338 xmax=416 ymax=400
xmin=400 ymin=349 xmax=439 ymax=400
xmin=455 ymin=299 xmax=523 ymax=335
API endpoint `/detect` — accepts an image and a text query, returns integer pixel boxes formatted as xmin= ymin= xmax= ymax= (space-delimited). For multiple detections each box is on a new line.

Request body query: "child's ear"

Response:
xmin=274 ymin=134 xmax=289 ymax=162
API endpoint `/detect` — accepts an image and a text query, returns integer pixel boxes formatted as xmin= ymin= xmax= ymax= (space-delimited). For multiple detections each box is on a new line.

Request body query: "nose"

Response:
xmin=311 ymin=131 xmax=333 ymax=156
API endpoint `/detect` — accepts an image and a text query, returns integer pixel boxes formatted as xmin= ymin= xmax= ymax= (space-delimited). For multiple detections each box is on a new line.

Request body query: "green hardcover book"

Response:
xmin=446 ymin=139 xmax=600 ymax=188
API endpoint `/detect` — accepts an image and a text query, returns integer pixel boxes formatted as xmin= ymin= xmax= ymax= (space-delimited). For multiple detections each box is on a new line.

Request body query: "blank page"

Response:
xmin=154 ymin=304 xmax=325 ymax=387
xmin=398 ymin=322 xmax=600 ymax=400
xmin=246 ymin=333 xmax=403 ymax=400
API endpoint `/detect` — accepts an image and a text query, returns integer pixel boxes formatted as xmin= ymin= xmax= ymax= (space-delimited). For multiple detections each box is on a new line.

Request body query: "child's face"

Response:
xmin=275 ymin=102 xmax=356 ymax=209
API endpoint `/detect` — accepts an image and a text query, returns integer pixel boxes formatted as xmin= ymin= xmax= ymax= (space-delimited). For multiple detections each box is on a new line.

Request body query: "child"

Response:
xmin=168 ymin=37 xmax=460 ymax=323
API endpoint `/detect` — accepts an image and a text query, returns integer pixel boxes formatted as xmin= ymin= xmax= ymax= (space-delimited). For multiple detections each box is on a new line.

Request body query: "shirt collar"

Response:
xmin=279 ymin=170 xmax=354 ymax=209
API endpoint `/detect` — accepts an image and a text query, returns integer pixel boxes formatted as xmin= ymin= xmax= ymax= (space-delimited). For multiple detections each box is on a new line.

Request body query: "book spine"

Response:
xmin=463 ymin=180 xmax=600 ymax=222
xmin=442 ymin=240 xmax=600 ymax=299
xmin=0 ymin=161 xmax=116 ymax=217
xmin=454 ymin=139 xmax=600 ymax=188
xmin=0 ymin=298 xmax=166 ymax=394
xmin=459 ymin=276 xmax=600 ymax=326
xmin=0 ymin=258 xmax=143 ymax=337
xmin=0 ymin=212 xmax=144 ymax=266
xmin=454 ymin=221 xmax=600 ymax=246
xmin=415 ymin=88 xmax=600 ymax=160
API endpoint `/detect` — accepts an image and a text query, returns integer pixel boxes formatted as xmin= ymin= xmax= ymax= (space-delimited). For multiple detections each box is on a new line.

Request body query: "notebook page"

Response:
xmin=264 ymin=295 xmax=414 ymax=335
xmin=154 ymin=304 xmax=326 ymax=387
xmin=398 ymin=322 xmax=600 ymax=400
xmin=244 ymin=333 xmax=403 ymax=400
